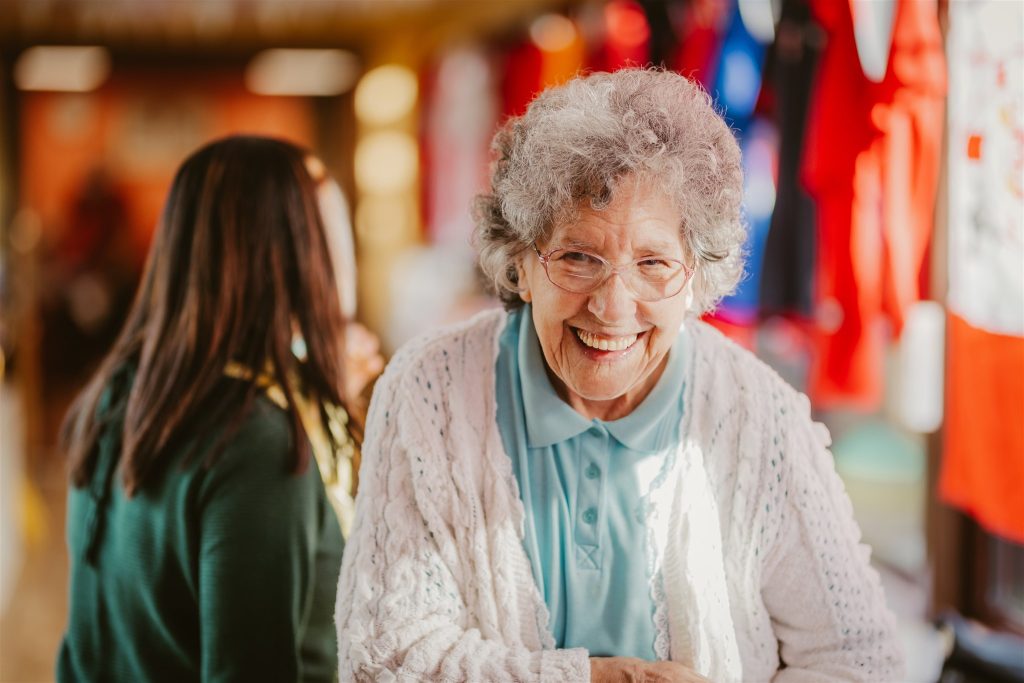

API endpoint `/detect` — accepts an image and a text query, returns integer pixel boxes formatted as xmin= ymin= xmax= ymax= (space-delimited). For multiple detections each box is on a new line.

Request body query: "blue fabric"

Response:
xmin=494 ymin=305 xmax=687 ymax=658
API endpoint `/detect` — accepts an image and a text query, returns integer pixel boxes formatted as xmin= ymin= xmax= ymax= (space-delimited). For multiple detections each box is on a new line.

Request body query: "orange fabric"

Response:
xmin=940 ymin=314 xmax=1024 ymax=544
xmin=966 ymin=134 xmax=982 ymax=161
xmin=803 ymin=0 xmax=945 ymax=410
xmin=539 ymin=28 xmax=585 ymax=89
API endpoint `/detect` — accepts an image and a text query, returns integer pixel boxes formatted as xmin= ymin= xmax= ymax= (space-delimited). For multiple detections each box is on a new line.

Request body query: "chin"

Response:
xmin=570 ymin=381 xmax=631 ymax=403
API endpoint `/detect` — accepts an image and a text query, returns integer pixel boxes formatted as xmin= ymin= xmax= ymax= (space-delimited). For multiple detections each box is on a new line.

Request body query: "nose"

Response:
xmin=587 ymin=271 xmax=638 ymax=323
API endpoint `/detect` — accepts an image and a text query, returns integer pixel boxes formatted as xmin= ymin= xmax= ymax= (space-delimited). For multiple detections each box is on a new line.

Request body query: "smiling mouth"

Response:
xmin=573 ymin=327 xmax=641 ymax=352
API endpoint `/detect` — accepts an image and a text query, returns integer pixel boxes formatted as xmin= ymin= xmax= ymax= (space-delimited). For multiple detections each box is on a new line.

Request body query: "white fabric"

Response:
xmin=946 ymin=0 xmax=1024 ymax=335
xmin=317 ymin=178 xmax=357 ymax=319
xmin=335 ymin=309 xmax=904 ymax=682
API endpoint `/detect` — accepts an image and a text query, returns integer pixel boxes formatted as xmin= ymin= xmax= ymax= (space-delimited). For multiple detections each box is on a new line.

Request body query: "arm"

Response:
xmin=762 ymin=394 xmax=904 ymax=682
xmin=335 ymin=363 xmax=589 ymax=682
xmin=197 ymin=402 xmax=339 ymax=683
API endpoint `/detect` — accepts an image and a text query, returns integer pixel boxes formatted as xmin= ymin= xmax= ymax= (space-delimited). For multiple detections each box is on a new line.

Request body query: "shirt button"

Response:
xmin=585 ymin=463 xmax=601 ymax=480
xmin=582 ymin=507 xmax=598 ymax=524
xmin=588 ymin=425 xmax=603 ymax=437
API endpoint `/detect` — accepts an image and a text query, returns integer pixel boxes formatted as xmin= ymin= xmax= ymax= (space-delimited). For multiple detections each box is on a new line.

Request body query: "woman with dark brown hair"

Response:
xmin=57 ymin=136 xmax=358 ymax=682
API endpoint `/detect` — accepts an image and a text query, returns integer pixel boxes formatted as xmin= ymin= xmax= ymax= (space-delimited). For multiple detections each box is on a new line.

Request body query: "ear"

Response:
xmin=680 ymin=267 xmax=698 ymax=313
xmin=516 ymin=260 xmax=532 ymax=303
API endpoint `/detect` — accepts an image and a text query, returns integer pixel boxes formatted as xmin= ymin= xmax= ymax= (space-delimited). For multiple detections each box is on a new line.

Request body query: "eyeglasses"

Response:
xmin=532 ymin=244 xmax=694 ymax=302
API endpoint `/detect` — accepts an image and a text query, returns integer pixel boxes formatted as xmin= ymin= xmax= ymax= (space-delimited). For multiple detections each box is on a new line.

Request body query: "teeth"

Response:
xmin=575 ymin=328 xmax=639 ymax=351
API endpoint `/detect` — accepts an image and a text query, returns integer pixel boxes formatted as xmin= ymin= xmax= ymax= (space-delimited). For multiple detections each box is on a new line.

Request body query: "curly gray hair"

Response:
xmin=473 ymin=67 xmax=746 ymax=313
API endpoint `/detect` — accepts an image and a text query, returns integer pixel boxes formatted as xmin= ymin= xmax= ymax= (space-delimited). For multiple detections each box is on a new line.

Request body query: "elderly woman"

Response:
xmin=336 ymin=69 xmax=902 ymax=682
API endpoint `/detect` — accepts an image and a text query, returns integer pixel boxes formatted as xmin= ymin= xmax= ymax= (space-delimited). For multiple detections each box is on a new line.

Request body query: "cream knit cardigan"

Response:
xmin=335 ymin=309 xmax=903 ymax=682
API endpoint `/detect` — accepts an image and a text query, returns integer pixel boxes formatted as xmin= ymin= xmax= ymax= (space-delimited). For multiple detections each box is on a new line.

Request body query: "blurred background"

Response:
xmin=0 ymin=0 xmax=1022 ymax=681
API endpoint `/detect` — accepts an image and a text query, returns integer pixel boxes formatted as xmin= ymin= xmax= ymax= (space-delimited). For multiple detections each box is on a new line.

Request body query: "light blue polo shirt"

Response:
xmin=494 ymin=305 xmax=687 ymax=659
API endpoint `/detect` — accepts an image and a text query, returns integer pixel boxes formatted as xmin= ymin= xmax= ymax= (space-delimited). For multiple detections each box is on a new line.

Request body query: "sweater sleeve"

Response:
xmin=334 ymin=352 xmax=590 ymax=683
xmin=761 ymin=391 xmax=904 ymax=683
xmin=197 ymin=401 xmax=342 ymax=683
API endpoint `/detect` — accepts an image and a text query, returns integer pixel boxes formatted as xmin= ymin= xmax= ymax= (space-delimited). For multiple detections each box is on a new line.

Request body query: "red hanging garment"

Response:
xmin=803 ymin=0 xmax=945 ymax=410
xmin=671 ymin=0 xmax=729 ymax=87
xmin=500 ymin=40 xmax=544 ymax=120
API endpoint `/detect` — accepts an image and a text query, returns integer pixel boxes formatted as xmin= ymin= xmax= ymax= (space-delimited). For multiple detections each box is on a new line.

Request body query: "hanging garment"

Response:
xmin=709 ymin=2 xmax=771 ymax=327
xmin=640 ymin=0 xmax=677 ymax=67
xmin=711 ymin=3 xmax=766 ymax=128
xmin=941 ymin=317 xmax=1024 ymax=543
xmin=500 ymin=40 xmax=544 ymax=119
xmin=759 ymin=0 xmax=822 ymax=320
xmin=671 ymin=0 xmax=729 ymax=88
xmin=424 ymin=47 xmax=497 ymax=246
xmin=597 ymin=0 xmax=652 ymax=71
xmin=715 ymin=117 xmax=777 ymax=326
xmin=501 ymin=15 xmax=586 ymax=120
xmin=803 ymin=0 xmax=945 ymax=410
xmin=939 ymin=0 xmax=1024 ymax=543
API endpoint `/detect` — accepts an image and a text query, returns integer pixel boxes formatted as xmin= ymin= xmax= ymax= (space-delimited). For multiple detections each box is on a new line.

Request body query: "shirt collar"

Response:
xmin=517 ymin=305 xmax=687 ymax=452
xmin=603 ymin=331 xmax=686 ymax=452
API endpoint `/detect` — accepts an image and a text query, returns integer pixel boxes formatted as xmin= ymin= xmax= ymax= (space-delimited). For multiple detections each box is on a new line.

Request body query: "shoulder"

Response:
xmin=377 ymin=307 xmax=507 ymax=396
xmin=685 ymin=320 xmax=831 ymax=493
xmin=224 ymin=394 xmax=293 ymax=457
xmin=198 ymin=394 xmax=304 ymax=488
xmin=361 ymin=309 xmax=507 ymax=483
xmin=687 ymin=319 xmax=806 ymax=418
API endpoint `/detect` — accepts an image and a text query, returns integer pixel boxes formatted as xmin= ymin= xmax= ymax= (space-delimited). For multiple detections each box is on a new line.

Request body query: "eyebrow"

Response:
xmin=555 ymin=236 xmax=682 ymax=256
xmin=558 ymin=238 xmax=598 ymax=251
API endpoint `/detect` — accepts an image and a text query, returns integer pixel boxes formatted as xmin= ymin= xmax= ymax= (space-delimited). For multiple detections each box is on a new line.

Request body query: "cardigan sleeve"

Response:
xmin=334 ymin=354 xmax=590 ymax=683
xmin=760 ymin=391 xmax=904 ymax=683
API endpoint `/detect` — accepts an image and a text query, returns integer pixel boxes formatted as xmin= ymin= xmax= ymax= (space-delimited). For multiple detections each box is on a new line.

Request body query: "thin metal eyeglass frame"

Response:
xmin=532 ymin=244 xmax=694 ymax=302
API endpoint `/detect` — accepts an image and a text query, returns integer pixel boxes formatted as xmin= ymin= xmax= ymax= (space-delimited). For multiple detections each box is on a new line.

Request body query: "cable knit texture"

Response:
xmin=335 ymin=309 xmax=904 ymax=682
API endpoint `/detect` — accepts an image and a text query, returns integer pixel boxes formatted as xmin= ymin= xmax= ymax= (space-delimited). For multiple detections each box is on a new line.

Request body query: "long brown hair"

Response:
xmin=61 ymin=135 xmax=348 ymax=495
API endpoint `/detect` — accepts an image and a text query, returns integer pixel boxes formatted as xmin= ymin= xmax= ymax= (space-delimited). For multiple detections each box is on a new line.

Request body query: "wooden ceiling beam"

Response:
xmin=0 ymin=0 xmax=575 ymax=57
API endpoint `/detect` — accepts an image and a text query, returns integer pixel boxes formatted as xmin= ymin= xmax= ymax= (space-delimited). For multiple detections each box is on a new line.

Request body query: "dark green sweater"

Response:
xmin=58 ymin=380 xmax=344 ymax=682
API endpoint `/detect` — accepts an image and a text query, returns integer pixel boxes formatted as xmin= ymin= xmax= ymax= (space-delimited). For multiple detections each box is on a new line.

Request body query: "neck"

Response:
xmin=568 ymin=394 xmax=638 ymax=421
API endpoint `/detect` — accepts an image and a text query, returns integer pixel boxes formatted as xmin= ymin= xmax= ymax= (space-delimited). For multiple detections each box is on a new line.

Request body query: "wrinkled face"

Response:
xmin=518 ymin=179 xmax=693 ymax=421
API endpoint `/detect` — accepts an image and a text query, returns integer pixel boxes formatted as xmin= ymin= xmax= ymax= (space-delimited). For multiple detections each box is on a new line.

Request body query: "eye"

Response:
xmin=637 ymin=257 xmax=678 ymax=280
xmin=557 ymin=250 xmax=601 ymax=265
xmin=550 ymin=250 xmax=603 ymax=280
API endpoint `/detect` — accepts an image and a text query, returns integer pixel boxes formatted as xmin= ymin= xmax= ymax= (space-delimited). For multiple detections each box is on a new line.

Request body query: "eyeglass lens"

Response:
xmin=542 ymin=249 xmax=689 ymax=301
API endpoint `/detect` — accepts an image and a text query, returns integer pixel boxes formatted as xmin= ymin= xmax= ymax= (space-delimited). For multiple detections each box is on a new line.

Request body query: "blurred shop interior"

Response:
xmin=0 ymin=0 xmax=1022 ymax=681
